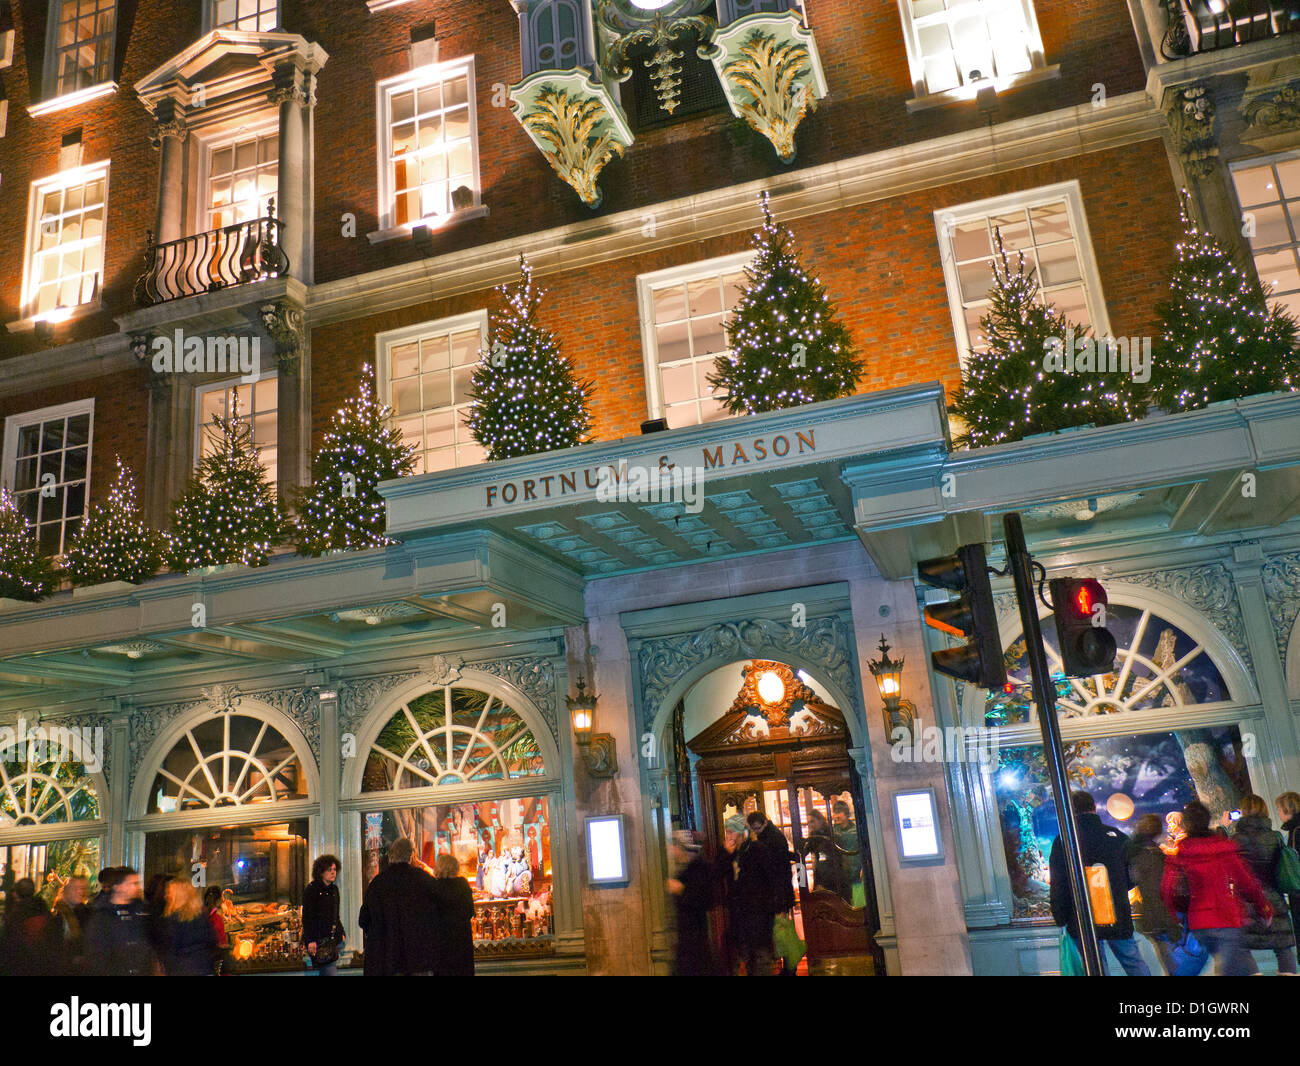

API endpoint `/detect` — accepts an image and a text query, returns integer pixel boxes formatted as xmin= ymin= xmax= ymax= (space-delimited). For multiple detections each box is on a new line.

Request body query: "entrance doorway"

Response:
xmin=684 ymin=660 xmax=883 ymax=975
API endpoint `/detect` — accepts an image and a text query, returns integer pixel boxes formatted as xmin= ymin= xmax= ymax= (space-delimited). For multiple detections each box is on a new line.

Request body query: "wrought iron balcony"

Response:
xmin=1161 ymin=0 xmax=1298 ymax=58
xmin=134 ymin=199 xmax=289 ymax=307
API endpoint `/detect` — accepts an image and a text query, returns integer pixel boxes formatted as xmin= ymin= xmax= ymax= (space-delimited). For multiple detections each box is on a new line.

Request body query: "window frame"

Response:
xmin=20 ymin=160 xmax=111 ymax=324
xmin=39 ymin=0 xmax=118 ymax=109
xmin=374 ymin=55 xmax=483 ymax=237
xmin=193 ymin=118 xmax=281 ymax=238
xmin=1229 ymin=150 xmax=1300 ymax=321
xmin=1 ymin=397 xmax=95 ymax=559
xmin=635 ymin=250 xmax=757 ymax=426
xmin=192 ymin=369 xmax=279 ymax=484
xmin=932 ymin=180 xmax=1111 ymax=371
xmin=896 ymin=0 xmax=1049 ymax=105
xmin=374 ymin=309 xmax=489 ymax=475
xmin=204 ymin=0 xmax=280 ymax=34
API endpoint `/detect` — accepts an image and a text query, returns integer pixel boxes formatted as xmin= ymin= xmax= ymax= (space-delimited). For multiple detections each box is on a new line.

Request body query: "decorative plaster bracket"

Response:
xmin=258 ymin=298 xmax=306 ymax=373
xmin=1164 ymin=82 xmax=1218 ymax=178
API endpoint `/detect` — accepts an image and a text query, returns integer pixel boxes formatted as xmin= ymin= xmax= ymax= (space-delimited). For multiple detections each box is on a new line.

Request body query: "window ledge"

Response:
xmin=366 ymin=0 xmax=417 ymax=9
xmin=6 ymin=302 xmax=103 ymax=334
xmin=367 ymin=204 xmax=490 ymax=245
xmin=905 ymin=65 xmax=1061 ymax=114
xmin=27 ymin=81 xmax=118 ymax=118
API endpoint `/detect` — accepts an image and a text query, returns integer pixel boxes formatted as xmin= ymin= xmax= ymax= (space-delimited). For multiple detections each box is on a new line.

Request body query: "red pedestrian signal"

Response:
xmin=1049 ymin=577 xmax=1117 ymax=677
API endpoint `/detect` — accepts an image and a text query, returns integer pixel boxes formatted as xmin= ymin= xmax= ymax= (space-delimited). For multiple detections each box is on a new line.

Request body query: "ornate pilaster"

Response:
xmin=1165 ymin=83 xmax=1218 ymax=179
xmin=1262 ymin=551 xmax=1300 ymax=662
xmin=258 ymin=298 xmax=306 ymax=374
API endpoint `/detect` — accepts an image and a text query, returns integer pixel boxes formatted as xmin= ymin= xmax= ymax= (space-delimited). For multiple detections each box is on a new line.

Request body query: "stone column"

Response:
xmin=259 ymin=299 xmax=310 ymax=504
xmin=140 ymin=361 xmax=194 ymax=532
xmin=106 ymin=702 xmax=131 ymax=866
xmin=270 ymin=64 xmax=312 ymax=286
xmin=150 ymin=97 xmax=188 ymax=246
xmin=317 ymin=688 xmax=341 ymax=854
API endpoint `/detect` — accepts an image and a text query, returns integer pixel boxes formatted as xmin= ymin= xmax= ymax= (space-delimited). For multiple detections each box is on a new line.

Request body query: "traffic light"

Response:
xmin=1049 ymin=577 xmax=1117 ymax=677
xmin=918 ymin=543 xmax=1007 ymax=690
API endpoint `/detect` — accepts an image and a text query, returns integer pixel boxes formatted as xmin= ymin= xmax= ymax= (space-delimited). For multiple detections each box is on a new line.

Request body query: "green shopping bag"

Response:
xmin=1277 ymin=833 xmax=1300 ymax=894
xmin=1059 ymin=930 xmax=1084 ymax=976
xmin=774 ymin=914 xmax=806 ymax=969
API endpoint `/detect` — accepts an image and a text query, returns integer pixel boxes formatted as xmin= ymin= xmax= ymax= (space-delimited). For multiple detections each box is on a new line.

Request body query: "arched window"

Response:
xmin=531 ymin=1 xmax=581 ymax=71
xmin=362 ymin=684 xmax=546 ymax=792
xmin=149 ymin=714 xmax=306 ymax=812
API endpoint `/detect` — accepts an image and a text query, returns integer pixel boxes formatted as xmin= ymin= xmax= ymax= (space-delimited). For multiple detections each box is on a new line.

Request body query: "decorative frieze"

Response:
xmin=1243 ymin=82 xmax=1300 ymax=135
xmin=1262 ymin=551 xmax=1300 ymax=661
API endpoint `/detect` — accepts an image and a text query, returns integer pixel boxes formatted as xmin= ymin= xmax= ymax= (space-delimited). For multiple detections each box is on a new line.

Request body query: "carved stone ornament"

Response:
xmin=202 ymin=684 xmax=244 ymax=715
xmin=1262 ymin=551 xmax=1300 ymax=661
xmin=597 ymin=0 xmax=716 ymax=116
xmin=1165 ymin=84 xmax=1218 ymax=179
xmin=258 ymin=299 xmax=306 ymax=372
xmin=129 ymin=332 xmax=153 ymax=363
xmin=149 ymin=116 xmax=188 ymax=150
xmin=269 ymin=65 xmax=314 ymax=108
xmin=1243 ymin=82 xmax=1300 ymax=134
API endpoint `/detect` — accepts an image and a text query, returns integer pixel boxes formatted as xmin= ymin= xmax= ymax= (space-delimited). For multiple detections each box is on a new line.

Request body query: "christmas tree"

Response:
xmin=466 ymin=258 xmax=594 ymax=461
xmin=165 ymin=410 xmax=289 ymax=572
xmin=64 ymin=457 xmax=163 ymax=586
xmin=0 ymin=487 xmax=59 ymax=600
xmin=1151 ymin=195 xmax=1300 ymax=412
xmin=708 ymin=193 xmax=862 ymax=414
xmin=294 ymin=366 xmax=417 ymax=556
xmin=949 ymin=234 xmax=1144 ymax=449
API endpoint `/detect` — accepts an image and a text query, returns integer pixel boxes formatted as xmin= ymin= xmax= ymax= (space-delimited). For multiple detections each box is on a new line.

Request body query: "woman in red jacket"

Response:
xmin=1162 ymin=801 xmax=1272 ymax=976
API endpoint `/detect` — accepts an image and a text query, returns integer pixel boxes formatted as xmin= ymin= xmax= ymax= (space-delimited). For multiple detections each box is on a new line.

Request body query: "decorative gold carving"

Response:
xmin=726 ymin=659 xmax=814 ymax=727
xmin=598 ymin=1 xmax=716 ymax=115
xmin=516 ymin=84 xmax=627 ymax=208
xmin=719 ymin=28 xmax=816 ymax=163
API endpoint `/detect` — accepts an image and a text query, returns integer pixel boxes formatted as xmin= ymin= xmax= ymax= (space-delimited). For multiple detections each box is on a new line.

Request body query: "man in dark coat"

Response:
xmin=1049 ymin=790 xmax=1150 ymax=975
xmin=358 ymin=837 xmax=439 ymax=975
xmin=429 ymin=853 xmax=475 ymax=977
xmin=747 ymin=811 xmax=796 ymax=912
xmin=0 ymin=878 xmax=60 ymax=976
xmin=82 ymin=868 xmax=158 ymax=976
xmin=1232 ymin=798 xmax=1296 ymax=972
xmin=667 ymin=831 xmax=718 ymax=976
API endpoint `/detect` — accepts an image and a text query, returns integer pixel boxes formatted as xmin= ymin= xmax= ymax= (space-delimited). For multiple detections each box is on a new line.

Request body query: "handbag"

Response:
xmin=1170 ymin=928 xmax=1209 ymax=977
xmin=772 ymin=914 xmax=806 ymax=969
xmin=1058 ymin=930 xmax=1084 ymax=976
xmin=310 ymin=937 xmax=340 ymax=967
xmin=1276 ymin=832 xmax=1300 ymax=894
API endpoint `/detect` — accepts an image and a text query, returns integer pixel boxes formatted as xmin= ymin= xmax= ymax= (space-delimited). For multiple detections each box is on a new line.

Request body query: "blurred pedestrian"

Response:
xmin=204 ymin=886 xmax=229 ymax=975
xmin=1127 ymin=815 xmax=1184 ymax=974
xmin=724 ymin=818 xmax=784 ymax=976
xmin=161 ymin=878 xmax=216 ymax=976
xmin=303 ymin=854 xmax=346 ymax=976
xmin=51 ymin=874 xmax=92 ymax=975
xmin=83 ymin=867 xmax=158 ymax=976
xmin=144 ymin=872 xmax=173 ymax=960
xmin=357 ymin=837 xmax=438 ymax=975
xmin=1049 ymin=790 xmax=1149 ymax=975
xmin=0 ymin=878 xmax=59 ymax=976
xmin=1277 ymin=791 xmax=1300 ymax=957
xmin=667 ymin=830 xmax=717 ymax=976
xmin=1231 ymin=793 xmax=1296 ymax=973
xmin=430 ymin=853 xmax=475 ymax=976
xmin=1162 ymin=800 xmax=1271 ymax=976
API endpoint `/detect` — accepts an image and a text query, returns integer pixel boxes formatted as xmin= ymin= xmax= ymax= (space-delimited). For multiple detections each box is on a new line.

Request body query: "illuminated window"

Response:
xmin=378 ymin=313 xmax=487 ymax=474
xmin=48 ymin=0 xmax=117 ymax=97
xmin=637 ymin=252 xmax=755 ymax=428
xmin=899 ymin=0 xmax=1043 ymax=97
xmin=205 ymin=128 xmax=278 ymax=232
xmin=23 ymin=163 xmax=108 ymax=321
xmin=377 ymin=57 xmax=480 ymax=230
xmin=149 ymin=714 xmax=306 ymax=812
xmin=1 ymin=399 xmax=93 ymax=556
xmin=195 ymin=374 xmax=278 ymax=486
xmin=211 ymin=0 xmax=278 ymax=31
xmin=1232 ymin=154 xmax=1300 ymax=321
xmin=935 ymin=182 xmax=1108 ymax=363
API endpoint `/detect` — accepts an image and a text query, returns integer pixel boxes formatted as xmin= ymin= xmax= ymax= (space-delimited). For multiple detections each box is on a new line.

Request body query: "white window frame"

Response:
xmin=373 ymin=55 xmax=484 ymax=240
xmin=193 ymin=369 xmax=279 ymax=483
xmin=20 ymin=160 xmax=110 ymax=323
xmin=1229 ymin=150 xmax=1300 ymax=320
xmin=1 ymin=397 xmax=95 ymax=559
xmin=896 ymin=0 xmax=1052 ymax=107
xmin=933 ymin=180 xmax=1111 ymax=371
xmin=193 ymin=118 xmax=280 ymax=237
xmin=635 ymin=251 xmax=756 ymax=425
xmin=36 ymin=0 xmax=118 ymax=113
xmin=204 ymin=0 xmax=279 ymax=34
xmin=375 ymin=310 xmax=489 ymax=474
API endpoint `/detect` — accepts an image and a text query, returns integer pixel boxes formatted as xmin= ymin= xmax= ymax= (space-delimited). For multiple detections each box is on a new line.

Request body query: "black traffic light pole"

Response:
xmin=1003 ymin=512 xmax=1104 ymax=977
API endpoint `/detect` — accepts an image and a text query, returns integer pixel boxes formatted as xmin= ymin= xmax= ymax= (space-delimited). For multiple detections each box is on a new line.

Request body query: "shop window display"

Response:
xmin=994 ymin=726 xmax=1249 ymax=919
xmin=148 ymin=714 xmax=306 ymax=812
xmin=361 ymin=796 xmax=554 ymax=949
xmin=145 ymin=820 xmax=307 ymax=971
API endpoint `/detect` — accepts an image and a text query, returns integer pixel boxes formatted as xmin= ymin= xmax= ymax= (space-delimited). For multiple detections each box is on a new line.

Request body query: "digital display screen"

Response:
xmin=893 ymin=789 xmax=942 ymax=862
xmin=585 ymin=815 xmax=628 ymax=884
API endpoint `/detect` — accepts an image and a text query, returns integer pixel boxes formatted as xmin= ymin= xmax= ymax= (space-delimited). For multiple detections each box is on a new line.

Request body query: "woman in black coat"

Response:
xmin=430 ymin=853 xmax=475 ymax=976
xmin=666 ymin=832 xmax=718 ymax=976
xmin=302 ymin=854 xmax=346 ymax=976
xmin=1233 ymin=794 xmax=1296 ymax=973
xmin=1279 ymin=791 xmax=1300 ymax=957
xmin=1127 ymin=815 xmax=1185 ymax=975
xmin=161 ymin=879 xmax=217 ymax=976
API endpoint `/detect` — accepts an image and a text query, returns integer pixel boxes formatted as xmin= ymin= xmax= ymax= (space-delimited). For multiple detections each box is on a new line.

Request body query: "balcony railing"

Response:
xmin=134 ymin=199 xmax=289 ymax=307
xmin=1161 ymin=0 xmax=1298 ymax=58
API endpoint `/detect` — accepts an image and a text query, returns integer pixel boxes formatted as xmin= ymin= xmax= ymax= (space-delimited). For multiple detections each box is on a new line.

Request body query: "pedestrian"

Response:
xmin=666 ymin=830 xmax=717 ymax=976
xmin=143 ymin=872 xmax=173 ymax=960
xmin=430 ymin=853 xmax=475 ymax=977
xmin=51 ymin=874 xmax=93 ymax=975
xmin=160 ymin=878 xmax=217 ymax=976
xmin=1127 ymin=815 xmax=1184 ymax=974
xmin=357 ymin=836 xmax=439 ymax=976
xmin=1049 ymin=790 xmax=1149 ymax=975
xmin=204 ymin=886 xmax=229 ymax=975
xmin=302 ymin=854 xmax=346 ymax=976
xmin=82 ymin=867 xmax=158 ymax=976
xmin=1231 ymin=793 xmax=1297 ymax=973
xmin=1277 ymin=791 xmax=1300 ymax=957
xmin=0 ymin=877 xmax=59 ymax=976
xmin=723 ymin=818 xmax=783 ymax=976
xmin=1162 ymin=800 xmax=1272 ymax=976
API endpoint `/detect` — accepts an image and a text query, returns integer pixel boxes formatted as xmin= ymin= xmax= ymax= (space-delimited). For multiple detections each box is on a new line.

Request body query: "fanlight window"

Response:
xmin=363 ymin=686 xmax=546 ymax=792
xmin=985 ymin=605 xmax=1231 ymax=727
xmin=0 ymin=748 xmax=100 ymax=827
xmin=149 ymin=714 xmax=305 ymax=813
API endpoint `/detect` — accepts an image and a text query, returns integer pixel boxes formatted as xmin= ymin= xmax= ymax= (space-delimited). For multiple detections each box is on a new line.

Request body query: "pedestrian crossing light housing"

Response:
xmin=918 ymin=543 xmax=1007 ymax=691
xmin=1049 ymin=577 xmax=1117 ymax=677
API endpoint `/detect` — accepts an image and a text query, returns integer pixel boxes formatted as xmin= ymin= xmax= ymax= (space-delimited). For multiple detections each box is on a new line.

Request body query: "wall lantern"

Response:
xmin=567 ymin=674 xmax=618 ymax=779
xmin=868 ymin=634 xmax=917 ymax=744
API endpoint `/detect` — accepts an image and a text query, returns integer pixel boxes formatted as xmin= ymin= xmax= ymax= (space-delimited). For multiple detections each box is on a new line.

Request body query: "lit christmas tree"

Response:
xmin=0 ymin=486 xmax=59 ymax=601
xmin=64 ymin=457 xmax=163 ymax=586
xmin=165 ymin=411 xmax=289 ymax=572
xmin=708 ymin=192 xmax=862 ymax=414
xmin=294 ymin=365 xmax=417 ymax=556
xmin=1151 ymin=195 xmax=1300 ymax=412
xmin=466 ymin=258 xmax=594 ymax=461
xmin=950 ymin=234 xmax=1143 ymax=449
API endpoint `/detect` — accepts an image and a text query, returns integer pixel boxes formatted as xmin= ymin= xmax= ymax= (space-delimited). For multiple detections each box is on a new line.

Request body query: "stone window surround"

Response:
xmin=193 ymin=116 xmax=281 ymax=237
xmin=634 ymin=249 xmax=757 ymax=427
xmin=0 ymin=396 xmax=95 ymax=559
xmin=192 ymin=369 xmax=280 ymax=483
xmin=1229 ymin=150 xmax=1300 ymax=321
xmin=932 ymin=179 xmax=1112 ymax=371
xmin=30 ymin=0 xmax=119 ymax=116
xmin=203 ymin=0 xmax=279 ymax=35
